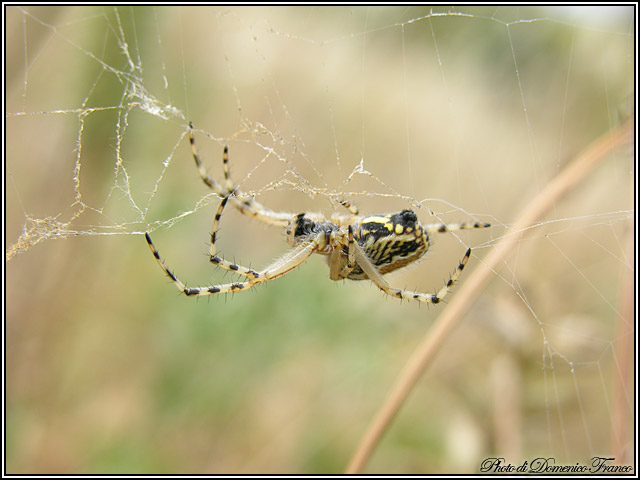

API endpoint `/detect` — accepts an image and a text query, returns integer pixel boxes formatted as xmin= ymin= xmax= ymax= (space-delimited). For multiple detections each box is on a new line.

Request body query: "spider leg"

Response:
xmin=339 ymin=199 xmax=359 ymax=215
xmin=188 ymin=123 xmax=290 ymax=228
xmin=341 ymin=225 xmax=356 ymax=277
xmin=423 ymin=221 xmax=490 ymax=235
xmin=145 ymin=230 xmax=325 ymax=297
xmin=329 ymin=225 xmax=356 ymax=280
xmin=353 ymin=242 xmax=472 ymax=304
xmin=207 ymin=195 xmax=260 ymax=279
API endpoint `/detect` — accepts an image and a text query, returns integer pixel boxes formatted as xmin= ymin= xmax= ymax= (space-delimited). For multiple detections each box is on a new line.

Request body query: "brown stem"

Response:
xmin=346 ymin=119 xmax=633 ymax=474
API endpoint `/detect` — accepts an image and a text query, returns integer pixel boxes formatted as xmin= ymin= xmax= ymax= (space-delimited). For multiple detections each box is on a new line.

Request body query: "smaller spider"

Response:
xmin=145 ymin=124 xmax=490 ymax=304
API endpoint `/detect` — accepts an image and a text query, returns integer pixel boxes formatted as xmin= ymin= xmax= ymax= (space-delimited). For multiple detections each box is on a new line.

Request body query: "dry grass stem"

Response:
xmin=346 ymin=119 xmax=633 ymax=474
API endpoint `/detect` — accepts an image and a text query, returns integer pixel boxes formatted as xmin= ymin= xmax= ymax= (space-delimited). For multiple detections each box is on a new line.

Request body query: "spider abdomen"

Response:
xmin=348 ymin=209 xmax=429 ymax=280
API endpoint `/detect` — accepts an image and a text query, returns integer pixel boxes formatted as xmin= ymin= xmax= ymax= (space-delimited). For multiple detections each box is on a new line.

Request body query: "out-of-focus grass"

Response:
xmin=7 ymin=233 xmax=443 ymax=473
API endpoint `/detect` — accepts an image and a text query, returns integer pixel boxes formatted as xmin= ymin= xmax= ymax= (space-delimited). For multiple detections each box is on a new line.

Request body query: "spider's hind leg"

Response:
xmin=423 ymin=221 xmax=490 ymax=235
xmin=353 ymin=242 xmax=472 ymax=304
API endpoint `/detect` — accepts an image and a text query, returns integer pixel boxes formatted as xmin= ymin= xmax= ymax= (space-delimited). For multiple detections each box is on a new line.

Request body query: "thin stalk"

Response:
xmin=346 ymin=119 xmax=633 ymax=474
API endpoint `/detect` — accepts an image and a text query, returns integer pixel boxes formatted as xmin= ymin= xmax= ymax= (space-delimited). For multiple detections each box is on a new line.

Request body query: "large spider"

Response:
xmin=145 ymin=124 xmax=490 ymax=304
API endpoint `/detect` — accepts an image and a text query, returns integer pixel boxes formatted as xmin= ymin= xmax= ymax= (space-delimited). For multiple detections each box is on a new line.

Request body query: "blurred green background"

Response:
xmin=6 ymin=6 xmax=634 ymax=474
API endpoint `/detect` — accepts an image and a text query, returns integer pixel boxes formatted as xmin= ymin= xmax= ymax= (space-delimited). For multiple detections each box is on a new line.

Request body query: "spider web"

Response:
xmin=5 ymin=5 xmax=635 ymax=474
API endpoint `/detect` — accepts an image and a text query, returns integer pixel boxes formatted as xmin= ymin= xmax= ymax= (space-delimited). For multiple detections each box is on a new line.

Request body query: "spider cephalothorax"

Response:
xmin=145 ymin=124 xmax=489 ymax=304
xmin=287 ymin=213 xmax=338 ymax=248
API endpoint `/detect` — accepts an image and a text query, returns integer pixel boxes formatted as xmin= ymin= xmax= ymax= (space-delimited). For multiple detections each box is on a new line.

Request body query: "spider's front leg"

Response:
xmin=145 ymin=196 xmax=327 ymax=297
xmin=188 ymin=123 xmax=291 ymax=228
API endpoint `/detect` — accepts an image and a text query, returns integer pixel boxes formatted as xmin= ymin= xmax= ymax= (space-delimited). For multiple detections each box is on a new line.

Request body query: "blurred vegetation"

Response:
xmin=6 ymin=5 xmax=634 ymax=474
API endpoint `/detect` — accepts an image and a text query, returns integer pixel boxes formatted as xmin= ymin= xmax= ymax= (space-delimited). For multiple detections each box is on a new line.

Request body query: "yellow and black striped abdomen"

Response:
xmin=348 ymin=209 xmax=428 ymax=280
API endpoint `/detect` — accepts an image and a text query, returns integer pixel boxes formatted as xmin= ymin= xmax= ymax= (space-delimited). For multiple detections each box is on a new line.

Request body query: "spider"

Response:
xmin=145 ymin=123 xmax=490 ymax=304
